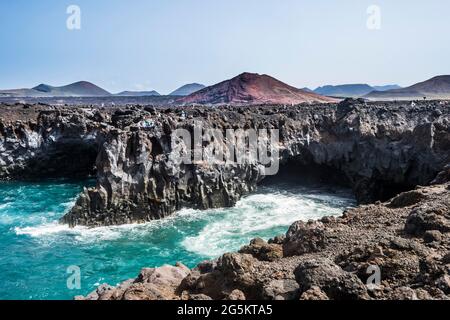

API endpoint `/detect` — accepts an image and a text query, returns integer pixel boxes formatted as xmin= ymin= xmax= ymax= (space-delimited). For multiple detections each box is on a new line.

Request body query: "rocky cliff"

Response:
xmin=79 ymin=175 xmax=450 ymax=300
xmin=1 ymin=100 xmax=450 ymax=300
xmin=0 ymin=100 xmax=449 ymax=227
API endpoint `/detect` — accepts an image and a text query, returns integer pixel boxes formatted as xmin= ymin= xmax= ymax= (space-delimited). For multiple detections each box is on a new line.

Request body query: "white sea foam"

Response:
xmin=0 ymin=203 xmax=11 ymax=210
xmin=14 ymin=222 xmax=127 ymax=242
xmin=13 ymin=185 xmax=354 ymax=258
xmin=0 ymin=214 xmax=15 ymax=225
xmin=14 ymin=222 xmax=72 ymax=237
xmin=181 ymin=190 xmax=352 ymax=257
xmin=13 ymin=207 xmax=201 ymax=243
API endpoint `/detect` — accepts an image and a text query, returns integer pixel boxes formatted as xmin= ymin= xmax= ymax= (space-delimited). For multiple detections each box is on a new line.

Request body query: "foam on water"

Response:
xmin=13 ymin=207 xmax=213 ymax=243
xmin=182 ymin=186 xmax=351 ymax=257
xmin=14 ymin=222 xmax=71 ymax=237
xmin=0 ymin=180 xmax=355 ymax=300
xmin=0 ymin=203 xmax=10 ymax=210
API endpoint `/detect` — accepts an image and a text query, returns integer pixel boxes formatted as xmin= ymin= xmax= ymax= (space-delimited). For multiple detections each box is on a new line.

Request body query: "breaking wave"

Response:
xmin=0 ymin=180 xmax=354 ymax=299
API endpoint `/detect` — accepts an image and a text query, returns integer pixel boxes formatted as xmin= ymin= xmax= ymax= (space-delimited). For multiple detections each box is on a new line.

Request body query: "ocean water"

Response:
xmin=0 ymin=180 xmax=355 ymax=300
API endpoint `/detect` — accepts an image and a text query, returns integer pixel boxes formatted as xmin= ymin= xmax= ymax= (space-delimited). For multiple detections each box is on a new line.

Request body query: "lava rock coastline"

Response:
xmin=80 ymin=174 xmax=450 ymax=300
xmin=1 ymin=100 xmax=450 ymax=300
xmin=0 ymin=100 xmax=449 ymax=227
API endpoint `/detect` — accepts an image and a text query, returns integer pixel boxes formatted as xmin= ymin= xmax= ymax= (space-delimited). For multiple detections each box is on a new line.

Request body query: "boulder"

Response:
xmin=299 ymin=286 xmax=329 ymax=300
xmin=239 ymin=238 xmax=283 ymax=262
xmin=294 ymin=258 xmax=369 ymax=300
xmin=405 ymin=204 xmax=450 ymax=236
xmin=225 ymin=289 xmax=246 ymax=301
xmin=283 ymin=221 xmax=327 ymax=256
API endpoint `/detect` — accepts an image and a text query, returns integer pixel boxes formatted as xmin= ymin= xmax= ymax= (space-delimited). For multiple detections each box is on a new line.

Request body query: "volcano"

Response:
xmin=32 ymin=81 xmax=111 ymax=97
xmin=0 ymin=81 xmax=111 ymax=97
xmin=179 ymin=73 xmax=337 ymax=105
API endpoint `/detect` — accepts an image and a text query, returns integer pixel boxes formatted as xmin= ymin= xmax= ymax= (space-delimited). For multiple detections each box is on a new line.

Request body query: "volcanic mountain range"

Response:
xmin=0 ymin=74 xmax=335 ymax=104
xmin=0 ymin=82 xmax=203 ymax=98
xmin=0 ymin=81 xmax=110 ymax=98
xmin=1 ymin=73 xmax=450 ymax=104
xmin=178 ymin=73 xmax=336 ymax=105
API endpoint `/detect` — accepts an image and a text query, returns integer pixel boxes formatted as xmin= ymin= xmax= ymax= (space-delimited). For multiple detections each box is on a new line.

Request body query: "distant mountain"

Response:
xmin=33 ymin=81 xmax=110 ymax=97
xmin=115 ymin=90 xmax=160 ymax=97
xmin=300 ymin=87 xmax=314 ymax=93
xmin=0 ymin=81 xmax=111 ymax=97
xmin=313 ymin=84 xmax=402 ymax=98
xmin=365 ymin=75 xmax=450 ymax=100
xmin=0 ymin=88 xmax=47 ymax=97
xmin=170 ymin=83 xmax=205 ymax=96
xmin=315 ymin=84 xmax=375 ymax=98
xmin=372 ymin=85 xmax=402 ymax=91
xmin=179 ymin=73 xmax=337 ymax=105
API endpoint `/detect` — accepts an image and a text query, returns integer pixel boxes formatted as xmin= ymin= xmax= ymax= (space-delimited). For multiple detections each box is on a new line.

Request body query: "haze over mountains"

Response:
xmin=0 ymin=81 xmax=203 ymax=98
xmin=0 ymin=81 xmax=111 ymax=97
xmin=115 ymin=90 xmax=160 ymax=97
xmin=180 ymin=73 xmax=336 ymax=105
xmin=1 ymin=74 xmax=450 ymax=103
xmin=170 ymin=83 xmax=205 ymax=96
xmin=365 ymin=75 xmax=450 ymax=100
xmin=313 ymin=84 xmax=402 ymax=98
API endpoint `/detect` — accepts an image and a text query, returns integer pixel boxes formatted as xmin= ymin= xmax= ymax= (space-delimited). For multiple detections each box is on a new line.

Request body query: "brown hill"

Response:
xmin=179 ymin=73 xmax=337 ymax=105
xmin=365 ymin=75 xmax=450 ymax=100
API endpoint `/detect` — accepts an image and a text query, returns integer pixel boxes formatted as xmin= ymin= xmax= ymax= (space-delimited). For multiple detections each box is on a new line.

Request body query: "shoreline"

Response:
xmin=1 ymin=100 xmax=449 ymax=300
xmin=80 ymin=175 xmax=450 ymax=300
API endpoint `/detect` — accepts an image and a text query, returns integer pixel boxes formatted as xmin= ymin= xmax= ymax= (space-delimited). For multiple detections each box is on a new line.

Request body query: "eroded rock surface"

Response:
xmin=1 ymin=100 xmax=449 ymax=227
xmin=3 ymin=101 xmax=449 ymax=300
xmin=78 ymin=263 xmax=190 ymax=300
xmin=80 ymin=179 xmax=450 ymax=300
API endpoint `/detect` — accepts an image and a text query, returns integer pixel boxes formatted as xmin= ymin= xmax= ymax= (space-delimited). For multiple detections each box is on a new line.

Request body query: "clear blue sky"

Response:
xmin=0 ymin=0 xmax=449 ymax=94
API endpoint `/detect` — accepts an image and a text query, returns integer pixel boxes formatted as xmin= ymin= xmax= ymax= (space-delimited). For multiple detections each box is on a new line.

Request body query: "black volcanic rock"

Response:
xmin=1 ymin=101 xmax=449 ymax=227
xmin=294 ymin=258 xmax=369 ymax=300
xmin=81 ymin=181 xmax=450 ymax=300
xmin=2 ymin=101 xmax=450 ymax=300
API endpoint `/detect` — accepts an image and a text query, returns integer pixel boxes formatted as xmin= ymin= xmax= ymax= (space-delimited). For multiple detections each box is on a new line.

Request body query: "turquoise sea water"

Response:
xmin=0 ymin=180 xmax=355 ymax=300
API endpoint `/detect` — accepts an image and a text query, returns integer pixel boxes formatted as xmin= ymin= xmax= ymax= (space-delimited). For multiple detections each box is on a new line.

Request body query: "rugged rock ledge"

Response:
xmin=80 ymin=174 xmax=450 ymax=300
xmin=1 ymin=100 xmax=449 ymax=227
xmin=1 ymin=100 xmax=449 ymax=300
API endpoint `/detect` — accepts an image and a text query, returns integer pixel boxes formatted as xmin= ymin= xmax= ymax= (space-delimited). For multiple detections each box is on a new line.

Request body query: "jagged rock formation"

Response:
xmin=1 ymin=100 xmax=450 ymax=300
xmin=0 ymin=100 xmax=449 ymax=227
xmin=78 ymin=263 xmax=191 ymax=300
xmin=0 ymin=106 xmax=105 ymax=179
xmin=80 ymin=176 xmax=450 ymax=300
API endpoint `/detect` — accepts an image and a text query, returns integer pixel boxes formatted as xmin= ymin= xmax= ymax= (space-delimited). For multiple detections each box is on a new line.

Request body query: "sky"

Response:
xmin=0 ymin=0 xmax=449 ymax=94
